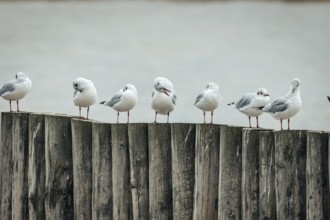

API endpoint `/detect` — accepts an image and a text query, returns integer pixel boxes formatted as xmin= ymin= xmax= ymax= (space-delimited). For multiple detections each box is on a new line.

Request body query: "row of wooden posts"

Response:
xmin=0 ymin=112 xmax=329 ymax=220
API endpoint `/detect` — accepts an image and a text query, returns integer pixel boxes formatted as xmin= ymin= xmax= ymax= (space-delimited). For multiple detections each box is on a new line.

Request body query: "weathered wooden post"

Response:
xmin=72 ymin=119 xmax=93 ymax=220
xmin=242 ymin=128 xmax=260 ymax=220
xmin=193 ymin=124 xmax=220 ymax=220
xmin=306 ymin=131 xmax=330 ymax=219
xmin=128 ymin=124 xmax=149 ymax=220
xmin=28 ymin=113 xmax=46 ymax=220
xmin=45 ymin=114 xmax=73 ymax=220
xmin=148 ymin=123 xmax=172 ymax=220
xmin=92 ymin=122 xmax=113 ymax=220
xmin=259 ymin=131 xmax=276 ymax=220
xmin=12 ymin=112 xmax=30 ymax=220
xmin=112 ymin=124 xmax=132 ymax=219
xmin=275 ymin=130 xmax=307 ymax=220
xmin=0 ymin=112 xmax=13 ymax=220
xmin=218 ymin=125 xmax=243 ymax=220
xmin=171 ymin=124 xmax=196 ymax=220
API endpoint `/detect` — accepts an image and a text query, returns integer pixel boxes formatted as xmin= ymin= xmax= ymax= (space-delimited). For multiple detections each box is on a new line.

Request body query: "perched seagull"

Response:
xmin=228 ymin=88 xmax=270 ymax=128
xmin=73 ymin=77 xmax=97 ymax=119
xmin=194 ymin=82 xmax=220 ymax=124
xmin=100 ymin=84 xmax=137 ymax=123
xmin=0 ymin=72 xmax=32 ymax=112
xmin=151 ymin=77 xmax=177 ymax=123
xmin=262 ymin=78 xmax=302 ymax=130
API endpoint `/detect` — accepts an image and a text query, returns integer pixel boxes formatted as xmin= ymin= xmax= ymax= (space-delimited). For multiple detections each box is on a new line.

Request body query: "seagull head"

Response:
xmin=124 ymin=84 xmax=137 ymax=93
xmin=154 ymin=77 xmax=172 ymax=96
xmin=15 ymin=72 xmax=28 ymax=81
xmin=206 ymin=82 xmax=219 ymax=91
xmin=291 ymin=78 xmax=300 ymax=94
xmin=73 ymin=77 xmax=94 ymax=93
xmin=257 ymin=88 xmax=269 ymax=97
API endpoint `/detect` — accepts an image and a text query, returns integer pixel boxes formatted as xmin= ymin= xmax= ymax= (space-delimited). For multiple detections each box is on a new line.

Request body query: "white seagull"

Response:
xmin=262 ymin=78 xmax=302 ymax=130
xmin=194 ymin=82 xmax=220 ymax=124
xmin=0 ymin=72 xmax=32 ymax=112
xmin=73 ymin=77 xmax=97 ymax=119
xmin=151 ymin=77 xmax=177 ymax=123
xmin=228 ymin=88 xmax=270 ymax=128
xmin=100 ymin=84 xmax=137 ymax=123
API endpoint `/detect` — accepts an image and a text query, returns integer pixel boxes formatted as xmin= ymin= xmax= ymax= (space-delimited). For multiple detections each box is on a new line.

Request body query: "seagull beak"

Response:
xmin=163 ymin=87 xmax=171 ymax=96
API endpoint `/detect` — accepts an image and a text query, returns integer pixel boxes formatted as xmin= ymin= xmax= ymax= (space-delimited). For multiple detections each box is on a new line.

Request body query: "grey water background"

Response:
xmin=0 ymin=1 xmax=329 ymax=131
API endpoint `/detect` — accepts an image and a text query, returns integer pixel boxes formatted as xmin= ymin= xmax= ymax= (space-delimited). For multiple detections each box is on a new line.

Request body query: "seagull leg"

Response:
xmin=256 ymin=116 xmax=259 ymax=128
xmin=211 ymin=111 xmax=214 ymax=124
xmin=288 ymin=118 xmax=290 ymax=130
xmin=86 ymin=107 xmax=90 ymax=119
xmin=249 ymin=116 xmax=251 ymax=128
xmin=17 ymin=100 xmax=20 ymax=112
xmin=203 ymin=111 xmax=206 ymax=124
xmin=78 ymin=106 xmax=81 ymax=118
xmin=154 ymin=112 xmax=157 ymax=123
xmin=9 ymin=100 xmax=12 ymax=112
xmin=167 ymin=112 xmax=170 ymax=123
xmin=117 ymin=112 xmax=119 ymax=123
xmin=127 ymin=111 xmax=130 ymax=124
xmin=280 ymin=119 xmax=283 ymax=130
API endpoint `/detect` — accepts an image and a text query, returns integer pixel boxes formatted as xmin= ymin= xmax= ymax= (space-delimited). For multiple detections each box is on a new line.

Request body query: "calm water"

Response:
xmin=0 ymin=1 xmax=329 ymax=131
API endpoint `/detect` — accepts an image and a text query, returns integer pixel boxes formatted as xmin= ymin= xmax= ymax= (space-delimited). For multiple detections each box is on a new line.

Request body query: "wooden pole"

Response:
xmin=128 ymin=124 xmax=149 ymax=220
xmin=171 ymin=124 xmax=196 ymax=220
xmin=45 ymin=115 xmax=73 ymax=220
xmin=242 ymin=128 xmax=260 ymax=220
xmin=148 ymin=123 xmax=172 ymax=220
xmin=193 ymin=124 xmax=220 ymax=220
xmin=0 ymin=112 xmax=13 ymax=220
xmin=28 ymin=113 xmax=46 ymax=220
xmin=218 ymin=125 xmax=243 ymax=220
xmin=275 ymin=130 xmax=307 ymax=220
xmin=306 ymin=131 xmax=330 ymax=219
xmin=92 ymin=122 xmax=113 ymax=220
xmin=12 ymin=112 xmax=30 ymax=220
xmin=259 ymin=131 xmax=276 ymax=220
xmin=111 ymin=124 xmax=132 ymax=219
xmin=72 ymin=119 xmax=93 ymax=220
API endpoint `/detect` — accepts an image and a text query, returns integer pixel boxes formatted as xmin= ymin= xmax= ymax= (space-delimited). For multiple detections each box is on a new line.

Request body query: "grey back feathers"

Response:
xmin=263 ymin=99 xmax=288 ymax=113
xmin=0 ymin=83 xmax=15 ymax=96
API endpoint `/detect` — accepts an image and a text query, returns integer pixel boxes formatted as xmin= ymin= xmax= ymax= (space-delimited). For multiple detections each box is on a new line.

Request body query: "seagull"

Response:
xmin=194 ymin=82 xmax=220 ymax=124
xmin=73 ymin=77 xmax=97 ymax=119
xmin=100 ymin=84 xmax=137 ymax=123
xmin=262 ymin=78 xmax=302 ymax=130
xmin=0 ymin=72 xmax=32 ymax=112
xmin=151 ymin=77 xmax=177 ymax=123
xmin=228 ymin=88 xmax=270 ymax=128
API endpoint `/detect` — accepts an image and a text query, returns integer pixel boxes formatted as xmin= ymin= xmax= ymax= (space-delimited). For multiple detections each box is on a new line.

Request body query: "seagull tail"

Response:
xmin=100 ymin=101 xmax=106 ymax=105
xmin=328 ymin=96 xmax=330 ymax=102
xmin=227 ymin=102 xmax=235 ymax=107
xmin=253 ymin=106 xmax=265 ymax=111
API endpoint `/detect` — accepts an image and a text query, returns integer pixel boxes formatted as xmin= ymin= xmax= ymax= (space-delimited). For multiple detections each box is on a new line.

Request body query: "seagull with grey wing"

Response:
xmin=100 ymin=84 xmax=137 ymax=123
xmin=262 ymin=78 xmax=302 ymax=130
xmin=194 ymin=82 xmax=220 ymax=124
xmin=228 ymin=88 xmax=270 ymax=128
xmin=73 ymin=77 xmax=97 ymax=119
xmin=0 ymin=72 xmax=32 ymax=112
xmin=151 ymin=77 xmax=177 ymax=123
